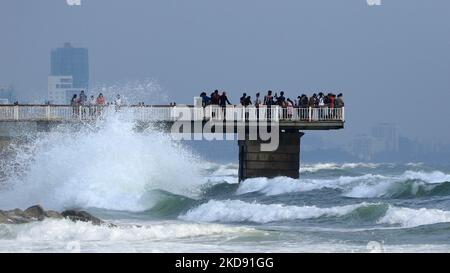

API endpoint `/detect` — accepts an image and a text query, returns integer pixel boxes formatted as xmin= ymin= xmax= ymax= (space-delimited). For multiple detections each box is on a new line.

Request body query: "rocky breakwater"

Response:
xmin=0 ymin=205 xmax=107 ymax=226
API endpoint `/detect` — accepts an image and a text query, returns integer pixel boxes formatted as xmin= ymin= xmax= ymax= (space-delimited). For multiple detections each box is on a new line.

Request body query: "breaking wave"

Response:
xmin=181 ymin=199 xmax=450 ymax=229
xmin=300 ymin=163 xmax=382 ymax=173
xmin=237 ymin=171 xmax=450 ymax=199
xmin=179 ymin=200 xmax=376 ymax=224
xmin=378 ymin=206 xmax=450 ymax=228
xmin=0 ymin=115 xmax=205 ymax=212
xmin=0 ymin=219 xmax=255 ymax=242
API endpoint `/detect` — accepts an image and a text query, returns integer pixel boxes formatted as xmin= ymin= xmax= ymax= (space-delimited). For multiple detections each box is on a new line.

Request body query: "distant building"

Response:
xmin=47 ymin=76 xmax=82 ymax=105
xmin=48 ymin=42 xmax=89 ymax=104
xmin=50 ymin=42 xmax=89 ymax=89
xmin=0 ymin=85 xmax=15 ymax=104
xmin=371 ymin=123 xmax=399 ymax=152
xmin=349 ymin=134 xmax=376 ymax=161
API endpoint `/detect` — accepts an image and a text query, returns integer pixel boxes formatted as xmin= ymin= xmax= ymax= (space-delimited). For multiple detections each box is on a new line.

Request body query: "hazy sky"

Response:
xmin=1 ymin=0 xmax=449 ymax=142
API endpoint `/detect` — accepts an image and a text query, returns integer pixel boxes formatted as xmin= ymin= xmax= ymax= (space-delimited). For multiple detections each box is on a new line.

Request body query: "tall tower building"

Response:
xmin=51 ymin=42 xmax=89 ymax=89
xmin=48 ymin=42 xmax=89 ymax=104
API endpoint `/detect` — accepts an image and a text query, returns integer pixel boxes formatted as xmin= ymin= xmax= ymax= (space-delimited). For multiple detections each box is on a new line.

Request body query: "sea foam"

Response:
xmin=0 ymin=115 xmax=204 ymax=212
xmin=179 ymin=199 xmax=371 ymax=224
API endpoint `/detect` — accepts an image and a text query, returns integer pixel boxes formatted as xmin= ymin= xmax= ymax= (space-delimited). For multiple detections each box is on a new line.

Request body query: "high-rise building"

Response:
xmin=48 ymin=42 xmax=88 ymax=104
xmin=371 ymin=123 xmax=399 ymax=152
xmin=50 ymin=42 xmax=89 ymax=89
xmin=349 ymin=134 xmax=376 ymax=161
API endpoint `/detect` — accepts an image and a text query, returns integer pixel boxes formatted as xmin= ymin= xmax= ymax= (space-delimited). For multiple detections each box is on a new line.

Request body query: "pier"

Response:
xmin=0 ymin=104 xmax=344 ymax=181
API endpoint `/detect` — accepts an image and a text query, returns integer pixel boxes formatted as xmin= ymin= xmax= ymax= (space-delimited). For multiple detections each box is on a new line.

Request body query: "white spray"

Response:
xmin=0 ymin=114 xmax=204 ymax=212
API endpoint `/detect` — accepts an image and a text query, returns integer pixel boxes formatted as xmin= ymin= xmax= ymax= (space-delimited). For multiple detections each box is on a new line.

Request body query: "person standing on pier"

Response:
xmin=219 ymin=91 xmax=232 ymax=120
xmin=96 ymin=93 xmax=106 ymax=117
xmin=210 ymin=90 xmax=220 ymax=105
xmin=78 ymin=90 xmax=88 ymax=118
xmin=219 ymin=91 xmax=232 ymax=107
xmin=287 ymin=98 xmax=294 ymax=119
xmin=318 ymin=92 xmax=325 ymax=119
xmin=79 ymin=91 xmax=87 ymax=106
xmin=335 ymin=93 xmax=344 ymax=108
xmin=275 ymin=91 xmax=286 ymax=107
xmin=96 ymin=93 xmax=106 ymax=106
xmin=309 ymin=93 xmax=316 ymax=108
xmin=70 ymin=94 xmax=79 ymax=117
xmin=254 ymin=92 xmax=262 ymax=119
xmin=329 ymin=93 xmax=336 ymax=118
xmin=276 ymin=91 xmax=287 ymax=118
xmin=88 ymin=95 xmax=96 ymax=117
xmin=308 ymin=94 xmax=317 ymax=120
xmin=240 ymin=93 xmax=247 ymax=106
xmin=200 ymin=92 xmax=211 ymax=107
xmin=335 ymin=93 xmax=345 ymax=119
xmin=244 ymin=96 xmax=252 ymax=106
xmin=264 ymin=90 xmax=275 ymax=119
xmin=114 ymin=94 xmax=122 ymax=112
xmin=254 ymin=93 xmax=262 ymax=108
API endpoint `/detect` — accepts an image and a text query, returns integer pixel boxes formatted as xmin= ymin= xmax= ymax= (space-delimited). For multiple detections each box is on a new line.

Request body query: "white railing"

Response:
xmin=0 ymin=105 xmax=345 ymax=122
xmin=204 ymin=106 xmax=344 ymax=122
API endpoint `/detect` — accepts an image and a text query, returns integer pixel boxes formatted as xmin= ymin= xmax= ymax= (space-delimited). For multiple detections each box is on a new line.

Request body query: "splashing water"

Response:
xmin=0 ymin=114 xmax=204 ymax=211
xmin=89 ymin=78 xmax=169 ymax=105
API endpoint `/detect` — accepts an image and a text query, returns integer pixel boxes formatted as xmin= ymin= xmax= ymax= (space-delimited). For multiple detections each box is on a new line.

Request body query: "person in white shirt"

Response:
xmin=114 ymin=94 xmax=122 ymax=112
xmin=88 ymin=95 xmax=96 ymax=116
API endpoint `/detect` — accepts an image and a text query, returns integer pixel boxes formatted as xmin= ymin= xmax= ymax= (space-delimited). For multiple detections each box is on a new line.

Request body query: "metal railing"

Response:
xmin=0 ymin=105 xmax=345 ymax=122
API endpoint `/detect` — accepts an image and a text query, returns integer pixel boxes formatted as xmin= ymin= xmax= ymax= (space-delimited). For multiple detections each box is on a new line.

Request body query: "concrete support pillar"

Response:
xmin=238 ymin=130 xmax=304 ymax=182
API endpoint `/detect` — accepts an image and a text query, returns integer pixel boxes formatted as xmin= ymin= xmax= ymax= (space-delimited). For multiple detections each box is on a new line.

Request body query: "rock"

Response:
xmin=24 ymin=205 xmax=46 ymax=221
xmin=1 ymin=208 xmax=31 ymax=224
xmin=1 ymin=206 xmax=108 ymax=226
xmin=45 ymin=210 xmax=63 ymax=219
xmin=61 ymin=210 xmax=104 ymax=226
xmin=0 ymin=211 xmax=11 ymax=224
xmin=6 ymin=208 xmax=24 ymax=217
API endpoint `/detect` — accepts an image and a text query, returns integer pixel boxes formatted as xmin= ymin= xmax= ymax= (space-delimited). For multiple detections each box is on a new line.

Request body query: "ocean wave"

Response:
xmin=236 ymin=170 xmax=450 ymax=198
xmin=344 ymin=180 xmax=450 ymax=199
xmin=399 ymin=171 xmax=450 ymax=184
xmin=0 ymin=116 xmax=205 ymax=212
xmin=300 ymin=162 xmax=382 ymax=173
xmin=179 ymin=200 xmax=375 ymax=224
xmin=180 ymin=200 xmax=450 ymax=229
xmin=208 ymin=163 xmax=239 ymax=177
xmin=378 ymin=206 xmax=450 ymax=228
xmin=344 ymin=171 xmax=450 ymax=198
xmin=0 ymin=219 xmax=255 ymax=242
xmin=236 ymin=174 xmax=385 ymax=196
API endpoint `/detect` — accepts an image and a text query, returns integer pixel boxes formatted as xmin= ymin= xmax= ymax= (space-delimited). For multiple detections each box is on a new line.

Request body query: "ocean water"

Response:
xmin=1 ymin=116 xmax=450 ymax=253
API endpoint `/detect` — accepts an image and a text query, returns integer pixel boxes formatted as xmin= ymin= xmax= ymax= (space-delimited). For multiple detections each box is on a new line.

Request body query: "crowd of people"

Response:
xmin=70 ymin=91 xmax=124 ymax=116
xmin=68 ymin=89 xmax=344 ymax=119
xmin=200 ymin=90 xmax=344 ymax=109
xmin=199 ymin=90 xmax=344 ymax=119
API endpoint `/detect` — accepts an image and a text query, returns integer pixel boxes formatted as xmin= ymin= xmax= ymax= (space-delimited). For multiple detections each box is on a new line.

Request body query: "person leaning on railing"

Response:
xmin=286 ymin=98 xmax=294 ymax=119
xmin=70 ymin=94 xmax=79 ymax=117
xmin=335 ymin=93 xmax=345 ymax=120
xmin=200 ymin=92 xmax=211 ymax=107
xmin=88 ymin=95 xmax=96 ymax=117
xmin=254 ymin=93 xmax=262 ymax=119
xmin=263 ymin=90 xmax=275 ymax=119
